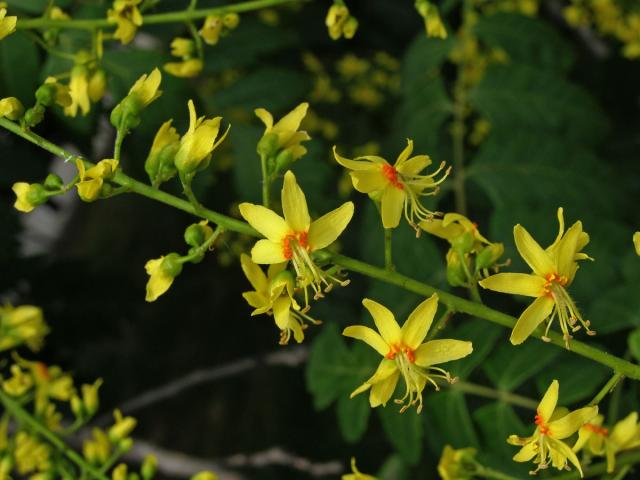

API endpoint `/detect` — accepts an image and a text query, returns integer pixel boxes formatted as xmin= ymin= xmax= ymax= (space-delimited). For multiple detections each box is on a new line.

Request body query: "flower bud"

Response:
xmin=170 ymin=37 xmax=195 ymax=58
xmin=23 ymin=104 xmax=46 ymax=128
xmin=44 ymin=173 xmax=64 ymax=191
xmin=257 ymin=132 xmax=279 ymax=158
xmin=112 ymin=464 xmax=128 ymax=480
xmin=108 ymin=410 xmax=137 ymax=443
xmin=71 ymin=394 xmax=84 ymax=418
xmin=88 ymin=69 xmax=107 ymax=102
xmin=184 ymin=221 xmax=214 ymax=247
xmin=0 ymin=96 xmax=23 ymax=120
xmin=343 ymin=16 xmax=358 ymax=39
xmin=191 ymin=473 xmax=218 ymax=480
xmin=12 ymin=182 xmax=48 ymax=213
xmin=141 ymin=455 xmax=157 ymax=480
xmin=475 ymin=243 xmax=504 ymax=271
xmin=82 ymin=379 xmax=102 ymax=417
xmin=36 ymin=84 xmax=57 ymax=107
xmin=446 ymin=249 xmax=468 ymax=287
xmin=223 ymin=13 xmax=240 ymax=29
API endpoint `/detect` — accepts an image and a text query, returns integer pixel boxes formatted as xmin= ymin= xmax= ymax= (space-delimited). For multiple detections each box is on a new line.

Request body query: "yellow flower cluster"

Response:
xmin=415 ymin=0 xmax=448 ymax=38
xmin=200 ymin=13 xmax=240 ymax=46
xmin=325 ymin=0 xmax=358 ymax=40
xmin=0 ymin=305 xmax=48 ymax=352
xmin=107 ymin=0 xmax=143 ymax=45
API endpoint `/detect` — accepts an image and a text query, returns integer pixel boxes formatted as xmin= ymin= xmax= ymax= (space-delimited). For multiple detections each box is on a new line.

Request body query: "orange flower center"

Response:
xmin=34 ymin=362 xmax=51 ymax=381
xmin=282 ymin=231 xmax=308 ymax=260
xmin=385 ymin=343 xmax=415 ymax=363
xmin=542 ymin=272 xmax=568 ymax=297
xmin=382 ymin=164 xmax=404 ymax=190
xmin=584 ymin=423 xmax=609 ymax=436
xmin=534 ymin=413 xmax=551 ymax=436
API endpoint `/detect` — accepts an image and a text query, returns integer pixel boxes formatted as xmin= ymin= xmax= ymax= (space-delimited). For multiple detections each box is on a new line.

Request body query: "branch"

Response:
xmin=2 ymin=117 xmax=640 ymax=381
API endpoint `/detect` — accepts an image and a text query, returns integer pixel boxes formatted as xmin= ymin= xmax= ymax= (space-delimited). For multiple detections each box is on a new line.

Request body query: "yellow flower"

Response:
xmin=0 ymin=96 xmax=24 ymax=120
xmin=174 ymin=100 xmax=227 ymax=174
xmin=508 ymin=380 xmax=597 ymax=476
xmin=164 ymin=59 xmax=203 ymax=78
xmin=2 ymin=364 xmax=33 ymax=396
xmin=437 ymin=445 xmax=478 ymax=480
xmin=420 ymin=213 xmax=490 ymax=248
xmin=241 ymin=254 xmax=317 ymax=344
xmin=128 ymin=68 xmax=162 ymax=108
xmin=75 ymin=159 xmax=119 ymax=202
xmin=239 ymin=171 xmax=354 ymax=305
xmin=145 ymin=119 xmax=180 ymax=185
xmin=342 ymin=457 xmax=377 ymax=480
xmin=334 ymin=140 xmax=450 ymax=230
xmin=108 ymin=409 xmax=137 ymax=443
xmin=415 ymin=0 xmax=448 ymax=38
xmin=603 ymin=412 xmax=640 ymax=473
xmin=42 ymin=77 xmax=72 ymax=108
xmin=83 ymin=428 xmax=111 ymax=464
xmin=14 ymin=431 xmax=51 ymax=475
xmin=573 ymin=414 xmax=607 ymax=456
xmin=325 ymin=2 xmax=357 ymax=40
xmin=343 ymin=294 xmax=472 ymax=413
xmin=170 ymin=37 xmax=195 ymax=57
xmin=634 ymin=232 xmax=640 ymax=255
xmin=110 ymin=68 xmax=163 ymax=130
xmin=479 ymin=208 xmax=594 ymax=347
xmin=107 ymin=0 xmax=143 ymax=45
xmin=64 ymin=65 xmax=91 ymax=117
xmin=200 ymin=15 xmax=223 ymax=45
xmin=255 ymin=103 xmax=311 ymax=165
xmin=144 ymin=253 xmax=183 ymax=302
xmin=0 ymin=7 xmax=17 ymax=41
xmin=12 ymin=182 xmax=47 ymax=212
xmin=0 ymin=305 xmax=48 ymax=352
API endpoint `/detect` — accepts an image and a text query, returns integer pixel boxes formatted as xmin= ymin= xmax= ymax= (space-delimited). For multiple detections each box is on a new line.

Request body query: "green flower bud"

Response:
xmin=257 ymin=132 xmax=279 ymax=158
xmin=451 ymin=231 xmax=474 ymax=254
xmin=110 ymin=94 xmax=143 ymax=131
xmin=43 ymin=173 xmax=64 ymax=191
xmin=35 ymin=84 xmax=57 ymax=107
xmin=274 ymin=149 xmax=294 ymax=174
xmin=26 ymin=183 xmax=48 ymax=207
xmin=475 ymin=243 xmax=504 ymax=272
xmin=446 ymin=249 xmax=467 ymax=287
xmin=184 ymin=222 xmax=213 ymax=247
xmin=71 ymin=394 xmax=84 ymax=418
xmin=24 ymin=104 xmax=46 ymax=128
xmin=161 ymin=253 xmax=184 ymax=278
xmin=141 ymin=455 xmax=157 ymax=480
xmin=343 ymin=16 xmax=358 ymax=39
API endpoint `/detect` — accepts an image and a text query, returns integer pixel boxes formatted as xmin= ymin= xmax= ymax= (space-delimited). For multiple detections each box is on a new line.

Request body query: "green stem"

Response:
xmin=179 ymin=171 xmax=202 ymax=211
xmin=113 ymin=128 xmax=126 ymax=162
xmin=425 ymin=308 xmax=453 ymax=341
xmin=2 ymin=117 xmax=640 ymax=381
xmin=452 ymin=380 xmax=538 ymax=410
xmin=384 ymin=228 xmax=394 ymax=271
xmin=181 ymin=225 xmax=224 ymax=263
xmin=456 ymin=248 xmax=481 ymax=303
xmin=260 ymin=153 xmax=270 ymax=208
xmin=17 ymin=0 xmax=303 ymax=30
xmin=550 ymin=451 xmax=640 ymax=479
xmin=186 ymin=20 xmax=204 ymax=60
xmin=589 ymin=372 xmax=624 ymax=406
xmin=0 ymin=389 xmax=109 ymax=480
xmin=476 ymin=466 xmax=520 ymax=480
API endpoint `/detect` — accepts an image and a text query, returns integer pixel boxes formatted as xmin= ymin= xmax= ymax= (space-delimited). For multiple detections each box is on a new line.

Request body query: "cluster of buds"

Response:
xmin=110 ymin=68 xmax=162 ymax=132
xmin=325 ymin=0 xmax=358 ymax=40
xmin=420 ymin=213 xmax=504 ymax=288
xmin=200 ymin=13 xmax=240 ymax=46
xmin=12 ymin=173 xmax=67 ymax=213
xmin=145 ymin=221 xmax=222 ymax=302
xmin=164 ymin=37 xmax=203 ymax=78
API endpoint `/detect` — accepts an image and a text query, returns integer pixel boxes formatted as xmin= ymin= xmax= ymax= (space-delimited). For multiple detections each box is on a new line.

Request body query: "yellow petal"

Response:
xmin=393 ymin=139 xmax=414 ymax=167
xmin=251 ymin=239 xmax=287 ymax=264
xmin=240 ymin=253 xmax=268 ymax=293
xmin=273 ymin=296 xmax=291 ymax=330
xmin=350 ymin=170 xmax=387 ymax=193
xmin=555 ymin=221 xmax=583 ymax=279
xmin=342 ymin=325 xmax=388 ymax=356
xmin=479 ymin=273 xmax=546 ymax=298
xmin=333 ymin=146 xmax=382 ymax=171
xmin=12 ymin=183 xmax=34 ymax=213
xmin=242 ymin=292 xmax=270 ymax=312
xmin=414 ymin=339 xmax=473 ymax=367
xmin=548 ymin=437 xmax=583 ymax=476
xmin=610 ymin=411 xmax=639 ymax=445
xmin=239 ymin=203 xmax=289 ymax=242
xmin=362 ymin=298 xmax=401 ymax=345
xmin=273 ymin=102 xmax=308 ymax=134
xmin=514 ymin=224 xmax=556 ymax=277
xmin=370 ymin=371 xmax=399 ymax=407
xmin=546 ymin=207 xmax=565 ymax=254
xmin=254 ymin=108 xmax=273 ymax=130
xmin=512 ymin=442 xmax=537 ymax=462
xmin=510 ymin=295 xmax=554 ymax=345
xmin=634 ymin=232 xmax=640 ymax=256
xmin=400 ymin=294 xmax=439 ymax=350
xmin=396 ymin=154 xmax=431 ymax=176
xmin=537 ymin=379 xmax=559 ymax=423
xmin=281 ymin=171 xmax=310 ymax=232
xmin=549 ymin=406 xmax=598 ymax=440
xmin=381 ymin=186 xmax=404 ymax=229
xmin=144 ymin=259 xmax=174 ymax=302
xmin=350 ymin=359 xmax=397 ymax=398
xmin=308 ymin=201 xmax=354 ymax=251
xmin=419 ymin=218 xmax=462 ymax=241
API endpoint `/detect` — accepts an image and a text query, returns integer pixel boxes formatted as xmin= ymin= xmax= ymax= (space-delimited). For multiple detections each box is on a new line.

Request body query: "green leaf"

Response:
xmin=630 ymin=329 xmax=640 ymax=362
xmin=590 ymin=286 xmax=640 ymax=335
xmin=483 ymin=340 xmax=560 ymax=391
xmin=424 ymin=390 xmax=479 ymax=453
xmin=376 ymin=454 xmax=409 ymax=480
xmin=337 ymin=393 xmax=370 ymax=444
xmin=6 ymin=0 xmax=71 ymax=14
xmin=230 ymin=123 xmax=262 ymax=203
xmin=474 ymin=13 xmax=574 ymax=72
xmin=379 ymin=406 xmax=424 ymax=464
xmin=448 ymin=320 xmax=502 ymax=379
xmin=0 ymin=31 xmax=39 ymax=104
xmin=473 ymin=401 xmax=528 ymax=457
xmin=535 ymin=354 xmax=609 ymax=405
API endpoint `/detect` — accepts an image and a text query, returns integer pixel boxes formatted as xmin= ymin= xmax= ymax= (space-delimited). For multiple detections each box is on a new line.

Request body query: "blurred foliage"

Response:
xmin=2 ymin=0 xmax=640 ymax=479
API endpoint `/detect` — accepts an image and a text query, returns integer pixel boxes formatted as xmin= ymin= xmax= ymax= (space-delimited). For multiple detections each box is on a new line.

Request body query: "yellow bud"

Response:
xmin=343 ymin=16 xmax=358 ymax=39
xmin=0 ymin=7 xmax=17 ymax=41
xmin=88 ymin=70 xmax=107 ymax=103
xmin=191 ymin=473 xmax=219 ymax=480
xmin=112 ymin=463 xmax=128 ymax=480
xmin=163 ymin=59 xmax=203 ymax=78
xmin=11 ymin=183 xmax=48 ymax=213
xmin=82 ymin=379 xmax=102 ymax=417
xmin=201 ymin=15 xmax=223 ymax=45
xmin=223 ymin=13 xmax=240 ymax=29
xmin=141 ymin=455 xmax=157 ymax=480
xmin=634 ymin=232 xmax=640 ymax=256
xmin=170 ymin=37 xmax=195 ymax=58
xmin=108 ymin=409 xmax=137 ymax=443
xmin=0 ymin=96 xmax=24 ymax=120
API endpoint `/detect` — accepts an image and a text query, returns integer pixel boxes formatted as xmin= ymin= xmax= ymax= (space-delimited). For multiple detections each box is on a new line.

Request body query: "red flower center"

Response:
xmin=282 ymin=231 xmax=309 ymax=260
xmin=584 ymin=423 xmax=609 ymax=436
xmin=386 ymin=343 xmax=415 ymax=363
xmin=534 ymin=413 xmax=551 ymax=436
xmin=542 ymin=272 xmax=569 ymax=297
xmin=382 ymin=164 xmax=404 ymax=190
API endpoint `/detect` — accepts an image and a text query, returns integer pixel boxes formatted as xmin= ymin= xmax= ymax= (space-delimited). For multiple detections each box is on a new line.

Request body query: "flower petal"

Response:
xmin=381 ymin=186 xmax=404 ymax=229
xmin=350 ymin=359 xmax=397 ymax=399
xmin=555 ymin=221 xmax=583 ymax=279
xmin=548 ymin=437 xmax=583 ymax=476
xmin=550 ymin=406 xmax=598 ymax=440
xmin=333 ymin=146 xmax=382 ymax=171
xmin=512 ymin=442 xmax=537 ymax=462
xmin=510 ymin=295 xmax=554 ymax=345
xmin=350 ymin=170 xmax=387 ymax=193
xmin=254 ymin=108 xmax=273 ymax=130
xmin=273 ymin=102 xmax=308 ymax=133
xmin=251 ymin=239 xmax=287 ymax=264
xmin=537 ymin=379 xmax=559 ymax=423
xmin=281 ymin=171 xmax=310 ymax=232
xmin=610 ymin=411 xmax=638 ymax=445
xmin=396 ymin=155 xmax=431 ymax=176
xmin=393 ymin=139 xmax=414 ymax=167
xmin=343 ymin=325 xmax=388 ymax=356
xmin=308 ymin=201 xmax=354 ymax=251
xmin=479 ymin=273 xmax=546 ymax=298
xmin=414 ymin=339 xmax=473 ymax=367
xmin=240 ymin=253 xmax=268 ymax=293
xmin=239 ymin=202 xmax=289 ymax=242
xmin=514 ymin=224 xmax=556 ymax=276
xmin=362 ymin=298 xmax=401 ymax=345
xmin=370 ymin=371 xmax=399 ymax=407
xmin=401 ymin=294 xmax=439 ymax=350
